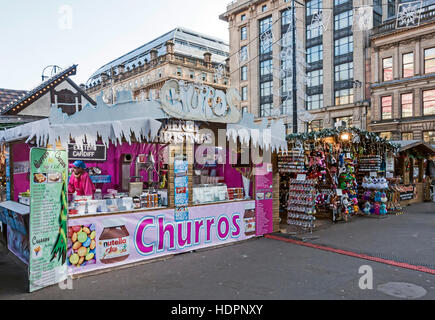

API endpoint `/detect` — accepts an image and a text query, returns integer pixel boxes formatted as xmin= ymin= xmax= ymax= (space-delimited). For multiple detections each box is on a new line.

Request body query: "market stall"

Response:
xmin=0 ymin=81 xmax=287 ymax=292
xmin=279 ymin=127 xmax=400 ymax=233
xmin=390 ymin=140 xmax=435 ymax=205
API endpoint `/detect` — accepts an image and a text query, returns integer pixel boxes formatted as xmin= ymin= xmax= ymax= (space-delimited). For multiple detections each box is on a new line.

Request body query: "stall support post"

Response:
xmin=272 ymin=152 xmax=280 ymax=232
xmin=418 ymin=159 xmax=424 ymax=183
xmin=186 ymin=141 xmax=194 ymax=207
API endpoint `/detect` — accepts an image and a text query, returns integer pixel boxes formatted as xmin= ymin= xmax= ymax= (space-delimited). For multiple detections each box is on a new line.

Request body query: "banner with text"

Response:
xmin=29 ymin=148 xmax=68 ymax=292
xmin=67 ymin=201 xmax=256 ymax=275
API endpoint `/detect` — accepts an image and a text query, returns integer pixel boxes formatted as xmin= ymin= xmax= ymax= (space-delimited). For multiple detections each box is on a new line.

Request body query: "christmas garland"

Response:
xmin=287 ymin=127 xmax=400 ymax=152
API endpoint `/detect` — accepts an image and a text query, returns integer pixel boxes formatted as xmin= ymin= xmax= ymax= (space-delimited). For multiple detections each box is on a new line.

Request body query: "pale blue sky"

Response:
xmin=0 ymin=0 xmax=229 ymax=90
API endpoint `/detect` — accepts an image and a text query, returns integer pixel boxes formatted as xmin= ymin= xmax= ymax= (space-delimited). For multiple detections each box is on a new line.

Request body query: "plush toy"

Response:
xmin=370 ymin=203 xmax=375 ymax=215
xmin=372 ymin=178 xmax=379 ymax=189
xmin=363 ymin=202 xmax=371 ymax=215
xmin=363 ymin=191 xmax=371 ymax=201
xmin=366 ymin=177 xmax=374 ymax=189
xmin=362 ymin=177 xmax=368 ymax=189
xmin=380 ymin=203 xmax=387 ymax=215
xmin=379 ymin=177 xmax=388 ymax=189
xmin=374 ymin=203 xmax=381 ymax=215
xmin=374 ymin=191 xmax=382 ymax=203
xmin=381 ymin=192 xmax=388 ymax=203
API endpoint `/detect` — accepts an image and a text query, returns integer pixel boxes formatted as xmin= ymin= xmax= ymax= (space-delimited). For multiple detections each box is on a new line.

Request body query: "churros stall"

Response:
xmin=0 ymin=80 xmax=286 ymax=292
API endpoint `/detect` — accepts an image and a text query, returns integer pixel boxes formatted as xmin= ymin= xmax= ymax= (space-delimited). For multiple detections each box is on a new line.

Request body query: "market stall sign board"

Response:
xmin=68 ymin=144 xmax=107 ymax=161
xmin=29 ymin=148 xmax=68 ymax=292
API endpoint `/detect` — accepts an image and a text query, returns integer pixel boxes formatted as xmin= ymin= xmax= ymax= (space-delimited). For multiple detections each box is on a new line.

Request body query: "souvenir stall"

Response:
xmin=390 ymin=141 xmax=435 ymax=206
xmin=0 ymin=80 xmax=287 ymax=292
xmin=279 ymin=127 xmax=399 ymax=233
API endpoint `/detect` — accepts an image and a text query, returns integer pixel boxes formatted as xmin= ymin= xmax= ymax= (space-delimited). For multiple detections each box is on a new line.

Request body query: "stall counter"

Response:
xmin=67 ymin=200 xmax=257 ymax=275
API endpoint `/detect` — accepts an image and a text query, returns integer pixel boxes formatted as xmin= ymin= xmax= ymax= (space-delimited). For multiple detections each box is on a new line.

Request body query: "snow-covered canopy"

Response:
xmin=227 ymin=112 xmax=288 ymax=152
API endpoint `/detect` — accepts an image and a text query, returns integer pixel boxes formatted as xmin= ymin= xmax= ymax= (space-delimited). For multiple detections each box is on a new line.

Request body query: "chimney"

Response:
xmin=204 ymin=52 xmax=212 ymax=69
xmin=101 ymin=72 xmax=109 ymax=82
xmin=165 ymin=40 xmax=175 ymax=61
xmin=150 ymin=48 xmax=158 ymax=61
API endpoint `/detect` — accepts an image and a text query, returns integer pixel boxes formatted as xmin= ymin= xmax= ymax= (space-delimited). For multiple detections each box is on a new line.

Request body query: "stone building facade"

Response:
xmin=220 ymin=0 xmax=381 ymax=133
xmin=86 ymin=28 xmax=230 ymax=103
xmin=370 ymin=5 xmax=435 ymax=144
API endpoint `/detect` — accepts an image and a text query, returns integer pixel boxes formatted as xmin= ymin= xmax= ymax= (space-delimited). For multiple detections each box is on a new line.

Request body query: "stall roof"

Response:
xmin=391 ymin=140 xmax=435 ymax=155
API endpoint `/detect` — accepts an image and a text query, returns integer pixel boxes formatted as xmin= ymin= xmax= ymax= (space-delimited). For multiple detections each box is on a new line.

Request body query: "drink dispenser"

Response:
xmin=120 ymin=154 xmax=133 ymax=192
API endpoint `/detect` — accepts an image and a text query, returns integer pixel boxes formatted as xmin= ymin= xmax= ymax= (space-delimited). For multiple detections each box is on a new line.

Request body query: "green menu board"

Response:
xmin=29 ymin=148 xmax=68 ymax=292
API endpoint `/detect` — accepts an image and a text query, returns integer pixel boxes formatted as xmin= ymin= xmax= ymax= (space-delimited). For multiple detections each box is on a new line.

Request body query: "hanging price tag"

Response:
xmin=297 ymin=174 xmax=306 ymax=181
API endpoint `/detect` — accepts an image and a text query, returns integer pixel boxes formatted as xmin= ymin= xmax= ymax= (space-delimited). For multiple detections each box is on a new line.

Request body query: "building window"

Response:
xmin=307 ymin=69 xmax=323 ymax=87
xmin=241 ymin=66 xmax=248 ymax=81
xmin=424 ymin=47 xmax=435 ymax=74
xmin=423 ymin=131 xmax=435 ymax=143
xmin=259 ymin=24 xmax=273 ymax=54
xmin=335 ymin=62 xmax=353 ymax=82
xmin=307 ymin=23 xmax=323 ymax=39
xmin=241 ymin=14 xmax=246 ymax=21
xmin=388 ymin=0 xmax=395 ymax=17
xmin=202 ymin=73 xmax=207 ymax=82
xmin=306 ymin=94 xmax=323 ymax=110
xmin=335 ymin=88 xmax=354 ymax=105
xmin=401 ymin=93 xmax=413 ymax=118
xmin=282 ymin=8 xmax=292 ymax=26
xmin=306 ymin=0 xmax=322 ymax=17
xmin=334 ymin=0 xmax=350 ymax=5
xmin=241 ymin=26 xmax=247 ymax=41
xmin=260 ymin=103 xmax=272 ymax=117
xmin=259 ymin=16 xmax=272 ymax=34
xmin=189 ymin=71 xmax=195 ymax=79
xmin=177 ymin=68 xmax=182 ymax=76
xmin=402 ymin=52 xmax=414 ymax=78
xmin=334 ymin=36 xmax=353 ymax=57
xmin=260 ymin=60 xmax=273 ymax=76
xmin=240 ymin=45 xmax=248 ymax=61
xmin=307 ymin=45 xmax=323 ymax=64
xmin=334 ymin=10 xmax=353 ymax=31
xmin=241 ymin=86 xmax=248 ymax=101
xmin=402 ymin=132 xmax=413 ymax=140
xmin=334 ymin=116 xmax=353 ymax=127
xmin=262 ymin=5 xmax=267 ymax=12
xmin=379 ymin=132 xmax=392 ymax=140
xmin=423 ymin=89 xmax=435 ymax=115
xmin=307 ymin=120 xmax=323 ymax=132
xmin=280 ymin=98 xmax=292 ymax=115
xmin=260 ymin=81 xmax=273 ymax=97
xmin=383 ymin=57 xmax=393 ymax=81
xmin=381 ymin=96 xmax=393 ymax=120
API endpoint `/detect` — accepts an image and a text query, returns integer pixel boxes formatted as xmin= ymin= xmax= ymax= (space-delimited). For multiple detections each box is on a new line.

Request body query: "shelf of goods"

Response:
xmin=287 ymin=178 xmax=316 ymax=231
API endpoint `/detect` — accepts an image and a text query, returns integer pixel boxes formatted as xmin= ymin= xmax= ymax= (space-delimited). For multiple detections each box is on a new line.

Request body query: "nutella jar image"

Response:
xmin=243 ymin=209 xmax=256 ymax=236
xmin=99 ymin=219 xmax=130 ymax=264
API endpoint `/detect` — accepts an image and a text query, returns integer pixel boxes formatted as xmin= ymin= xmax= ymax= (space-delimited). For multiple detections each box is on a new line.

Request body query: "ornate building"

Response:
xmin=370 ymin=2 xmax=435 ymax=144
xmin=85 ymin=28 xmax=230 ymax=102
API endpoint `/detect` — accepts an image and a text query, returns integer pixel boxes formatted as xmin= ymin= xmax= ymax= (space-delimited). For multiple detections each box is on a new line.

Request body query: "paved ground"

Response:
xmin=0 ymin=203 xmax=434 ymax=300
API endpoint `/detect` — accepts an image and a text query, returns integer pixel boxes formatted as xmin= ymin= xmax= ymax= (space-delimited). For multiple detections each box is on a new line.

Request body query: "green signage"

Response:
xmin=29 ymin=148 xmax=68 ymax=292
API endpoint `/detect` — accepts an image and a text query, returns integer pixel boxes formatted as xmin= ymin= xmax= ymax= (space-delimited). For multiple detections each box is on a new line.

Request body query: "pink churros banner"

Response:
xmin=67 ymin=201 xmax=256 ymax=275
xmin=255 ymin=163 xmax=274 ymax=236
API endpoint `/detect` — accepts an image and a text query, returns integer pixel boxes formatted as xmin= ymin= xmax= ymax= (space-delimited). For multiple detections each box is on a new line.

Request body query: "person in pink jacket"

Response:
xmin=68 ymin=161 xmax=96 ymax=197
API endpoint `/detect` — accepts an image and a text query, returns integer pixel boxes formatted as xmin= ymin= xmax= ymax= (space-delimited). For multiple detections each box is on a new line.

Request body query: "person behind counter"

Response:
xmin=68 ymin=161 xmax=96 ymax=197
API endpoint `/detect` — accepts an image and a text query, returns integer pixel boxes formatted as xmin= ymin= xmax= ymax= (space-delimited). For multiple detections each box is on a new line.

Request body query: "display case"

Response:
xmin=193 ymin=184 xmax=228 ymax=204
